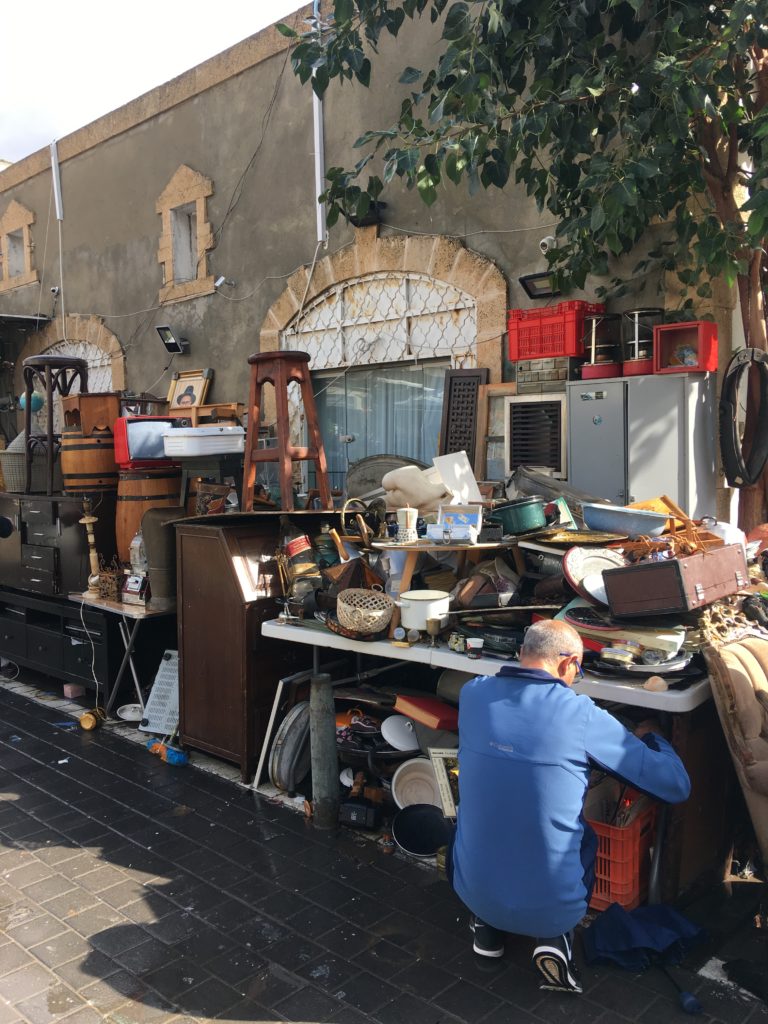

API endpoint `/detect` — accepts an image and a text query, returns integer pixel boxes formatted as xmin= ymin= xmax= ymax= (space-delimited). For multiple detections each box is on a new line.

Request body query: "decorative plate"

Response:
xmin=586 ymin=654 xmax=694 ymax=677
xmin=562 ymin=547 xmax=627 ymax=601
xmin=581 ymin=571 xmax=609 ymax=605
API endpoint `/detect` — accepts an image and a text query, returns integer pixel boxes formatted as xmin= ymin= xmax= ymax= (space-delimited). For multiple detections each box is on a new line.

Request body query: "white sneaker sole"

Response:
xmin=533 ymin=948 xmax=582 ymax=993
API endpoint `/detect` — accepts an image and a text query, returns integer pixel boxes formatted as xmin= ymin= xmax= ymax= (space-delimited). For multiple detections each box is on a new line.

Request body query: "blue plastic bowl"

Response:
xmin=582 ymin=502 xmax=667 ymax=539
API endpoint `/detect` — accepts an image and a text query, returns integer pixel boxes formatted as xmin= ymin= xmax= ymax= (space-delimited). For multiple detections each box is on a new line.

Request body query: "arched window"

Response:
xmin=280 ymin=271 xmax=477 ymax=491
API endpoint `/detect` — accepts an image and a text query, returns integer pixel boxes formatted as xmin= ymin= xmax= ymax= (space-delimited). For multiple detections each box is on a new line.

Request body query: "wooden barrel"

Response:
xmin=61 ymin=427 xmax=118 ymax=494
xmin=116 ymin=469 xmax=182 ymax=564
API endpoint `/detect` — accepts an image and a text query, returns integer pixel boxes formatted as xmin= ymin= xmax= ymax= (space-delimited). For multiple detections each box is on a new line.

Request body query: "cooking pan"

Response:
xmin=487 ymin=496 xmax=547 ymax=535
xmin=392 ymin=803 xmax=455 ymax=858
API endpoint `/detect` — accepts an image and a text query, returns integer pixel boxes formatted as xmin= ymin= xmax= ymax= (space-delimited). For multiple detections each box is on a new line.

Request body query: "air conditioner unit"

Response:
xmin=504 ymin=394 xmax=567 ymax=479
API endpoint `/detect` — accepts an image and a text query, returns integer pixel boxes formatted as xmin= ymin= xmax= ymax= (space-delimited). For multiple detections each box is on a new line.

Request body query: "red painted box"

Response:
xmin=653 ymin=321 xmax=718 ymax=374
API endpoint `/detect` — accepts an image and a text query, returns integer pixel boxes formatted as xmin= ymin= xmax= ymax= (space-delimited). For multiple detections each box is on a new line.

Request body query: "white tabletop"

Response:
xmin=261 ymin=619 xmax=711 ymax=713
xmin=68 ymin=593 xmax=176 ymax=619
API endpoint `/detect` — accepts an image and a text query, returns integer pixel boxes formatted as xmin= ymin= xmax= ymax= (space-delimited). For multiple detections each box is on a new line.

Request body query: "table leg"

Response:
xmin=105 ymin=618 xmax=143 ymax=716
xmin=120 ymin=618 xmax=146 ymax=711
xmin=388 ymin=551 xmax=419 ymax=637
xmin=309 ymin=672 xmax=339 ymax=829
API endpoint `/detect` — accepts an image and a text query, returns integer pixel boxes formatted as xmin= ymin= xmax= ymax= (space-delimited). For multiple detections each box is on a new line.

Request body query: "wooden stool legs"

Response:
xmin=241 ymin=351 xmax=332 ymax=512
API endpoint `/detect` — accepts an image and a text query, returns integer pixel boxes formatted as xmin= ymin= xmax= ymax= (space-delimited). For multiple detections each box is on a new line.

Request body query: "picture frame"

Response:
xmin=167 ymin=368 xmax=213 ymax=410
xmin=428 ymin=747 xmax=460 ymax=819
xmin=437 ymin=503 xmax=483 ymax=532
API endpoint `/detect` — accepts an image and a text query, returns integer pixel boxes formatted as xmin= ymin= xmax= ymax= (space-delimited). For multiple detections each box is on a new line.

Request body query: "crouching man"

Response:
xmin=450 ymin=619 xmax=690 ymax=993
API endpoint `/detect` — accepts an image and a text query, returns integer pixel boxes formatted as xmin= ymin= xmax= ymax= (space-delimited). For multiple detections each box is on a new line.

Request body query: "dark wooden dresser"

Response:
xmin=175 ymin=513 xmax=311 ymax=781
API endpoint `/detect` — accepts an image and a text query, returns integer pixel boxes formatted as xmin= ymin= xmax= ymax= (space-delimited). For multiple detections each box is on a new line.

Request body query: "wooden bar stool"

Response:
xmin=242 ymin=350 xmax=332 ymax=512
xmin=22 ymin=355 xmax=88 ymax=495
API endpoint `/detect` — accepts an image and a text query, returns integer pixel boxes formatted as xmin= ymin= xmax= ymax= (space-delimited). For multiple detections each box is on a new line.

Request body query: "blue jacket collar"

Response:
xmin=495 ymin=665 xmax=566 ymax=686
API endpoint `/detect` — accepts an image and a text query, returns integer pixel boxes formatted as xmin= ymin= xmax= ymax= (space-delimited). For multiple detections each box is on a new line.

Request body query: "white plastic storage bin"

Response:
xmin=163 ymin=426 xmax=245 ymax=457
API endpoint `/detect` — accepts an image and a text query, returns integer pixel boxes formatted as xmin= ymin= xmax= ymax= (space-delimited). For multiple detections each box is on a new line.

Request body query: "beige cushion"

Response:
xmin=720 ymin=647 xmax=765 ymax=740
xmin=745 ymin=760 xmax=768 ymax=797
xmin=739 ymin=637 xmax=768 ymax=697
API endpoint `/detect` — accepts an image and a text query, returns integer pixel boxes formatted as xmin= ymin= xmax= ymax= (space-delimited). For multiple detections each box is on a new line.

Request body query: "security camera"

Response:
xmin=50 ymin=286 xmax=60 ymax=295
xmin=539 ymin=236 xmax=557 ymax=255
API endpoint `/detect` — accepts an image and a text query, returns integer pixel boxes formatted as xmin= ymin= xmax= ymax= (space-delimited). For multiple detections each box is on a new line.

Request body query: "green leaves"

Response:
xmin=283 ymin=0 xmax=767 ymax=341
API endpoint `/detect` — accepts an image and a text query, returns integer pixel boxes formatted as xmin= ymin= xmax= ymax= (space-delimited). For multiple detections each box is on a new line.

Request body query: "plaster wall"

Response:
xmin=0 ymin=7 xmax=656 ymax=407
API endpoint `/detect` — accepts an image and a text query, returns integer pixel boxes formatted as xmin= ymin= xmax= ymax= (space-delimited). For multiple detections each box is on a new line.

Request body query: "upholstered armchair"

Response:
xmin=703 ymin=636 xmax=768 ymax=868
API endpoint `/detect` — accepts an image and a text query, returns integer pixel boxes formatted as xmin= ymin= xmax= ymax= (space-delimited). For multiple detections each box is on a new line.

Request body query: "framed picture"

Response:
xmin=437 ymin=504 xmax=483 ymax=532
xmin=167 ymin=368 xmax=213 ymax=409
xmin=428 ymin=747 xmax=460 ymax=819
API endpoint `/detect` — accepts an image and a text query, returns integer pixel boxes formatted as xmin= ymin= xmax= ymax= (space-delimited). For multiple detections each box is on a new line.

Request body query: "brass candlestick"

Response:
xmin=79 ymin=498 xmax=100 ymax=598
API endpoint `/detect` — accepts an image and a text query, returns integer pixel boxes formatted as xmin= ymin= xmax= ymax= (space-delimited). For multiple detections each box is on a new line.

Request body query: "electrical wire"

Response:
xmin=141 ymin=354 xmax=176 ymax=396
xmin=385 ymin=221 xmax=560 ymax=238
xmin=77 ymin=595 xmax=102 ymax=709
xmin=209 ymin=39 xmax=293 ymax=257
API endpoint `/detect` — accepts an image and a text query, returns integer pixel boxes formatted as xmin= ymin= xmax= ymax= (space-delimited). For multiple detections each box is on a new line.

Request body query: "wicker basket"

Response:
xmin=337 ymin=587 xmax=394 ymax=634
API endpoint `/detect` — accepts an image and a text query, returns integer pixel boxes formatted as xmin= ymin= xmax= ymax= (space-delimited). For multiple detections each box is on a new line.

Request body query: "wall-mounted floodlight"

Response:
xmin=518 ymin=273 xmax=561 ymax=300
xmin=155 ymin=325 xmax=189 ymax=354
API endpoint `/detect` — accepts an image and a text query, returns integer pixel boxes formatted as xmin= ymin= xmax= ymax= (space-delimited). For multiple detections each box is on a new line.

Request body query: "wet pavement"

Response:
xmin=1 ymin=682 xmax=767 ymax=1024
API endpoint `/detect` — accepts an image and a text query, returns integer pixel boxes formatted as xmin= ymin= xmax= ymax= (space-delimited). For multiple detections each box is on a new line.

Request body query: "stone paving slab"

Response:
xmin=0 ymin=685 xmax=766 ymax=1024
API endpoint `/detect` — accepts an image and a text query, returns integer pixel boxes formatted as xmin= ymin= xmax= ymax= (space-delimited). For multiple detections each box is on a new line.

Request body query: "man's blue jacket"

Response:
xmin=451 ymin=666 xmax=691 ymax=938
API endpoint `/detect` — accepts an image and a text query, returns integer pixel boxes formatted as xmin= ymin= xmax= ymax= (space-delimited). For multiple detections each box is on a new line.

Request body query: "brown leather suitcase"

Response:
xmin=603 ymin=544 xmax=748 ymax=617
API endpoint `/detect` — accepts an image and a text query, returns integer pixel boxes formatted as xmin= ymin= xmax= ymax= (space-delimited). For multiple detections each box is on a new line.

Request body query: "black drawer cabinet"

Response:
xmin=26 ymin=626 xmax=63 ymax=668
xmin=64 ymin=635 xmax=107 ymax=681
xmin=21 ymin=545 xmax=57 ymax=572
xmin=0 ymin=587 xmax=175 ymax=707
xmin=20 ymin=500 xmax=57 ymax=526
xmin=19 ymin=566 xmax=58 ymax=596
xmin=0 ymin=491 xmax=116 ymax=594
xmin=0 ymin=614 xmax=25 ymax=658
xmin=0 ymin=589 xmax=118 ymax=698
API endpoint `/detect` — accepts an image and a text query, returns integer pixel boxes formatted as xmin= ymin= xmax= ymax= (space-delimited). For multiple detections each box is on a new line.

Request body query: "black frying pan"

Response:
xmin=392 ymin=804 xmax=455 ymax=858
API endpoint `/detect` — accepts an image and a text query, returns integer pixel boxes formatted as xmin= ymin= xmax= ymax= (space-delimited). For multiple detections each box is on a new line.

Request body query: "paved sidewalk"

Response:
xmin=0 ymin=685 xmax=766 ymax=1024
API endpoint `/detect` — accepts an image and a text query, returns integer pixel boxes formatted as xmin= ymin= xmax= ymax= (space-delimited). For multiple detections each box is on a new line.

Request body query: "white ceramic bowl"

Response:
xmin=391 ymin=757 xmax=442 ymax=809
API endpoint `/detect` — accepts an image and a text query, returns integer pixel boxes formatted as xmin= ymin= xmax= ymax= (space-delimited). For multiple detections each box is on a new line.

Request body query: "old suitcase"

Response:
xmin=603 ymin=544 xmax=748 ymax=617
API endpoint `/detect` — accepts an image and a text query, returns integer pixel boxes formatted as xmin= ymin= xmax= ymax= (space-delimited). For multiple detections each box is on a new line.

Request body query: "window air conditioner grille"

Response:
xmin=509 ymin=400 xmax=563 ymax=473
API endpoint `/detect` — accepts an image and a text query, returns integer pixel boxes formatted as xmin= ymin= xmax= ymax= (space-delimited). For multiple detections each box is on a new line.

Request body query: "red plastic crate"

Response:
xmin=587 ymin=800 xmax=657 ymax=912
xmin=653 ymin=321 xmax=718 ymax=374
xmin=507 ymin=301 xmax=605 ymax=361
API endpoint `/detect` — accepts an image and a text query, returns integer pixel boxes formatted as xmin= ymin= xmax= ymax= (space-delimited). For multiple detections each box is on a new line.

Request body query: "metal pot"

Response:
xmin=396 ymin=590 xmax=450 ymax=632
xmin=392 ymin=804 xmax=455 ymax=858
xmin=488 ymin=496 xmax=547 ymax=535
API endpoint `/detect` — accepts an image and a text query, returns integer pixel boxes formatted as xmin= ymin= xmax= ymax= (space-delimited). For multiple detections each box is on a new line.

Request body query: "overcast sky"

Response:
xmin=1 ymin=1 xmax=305 ymax=163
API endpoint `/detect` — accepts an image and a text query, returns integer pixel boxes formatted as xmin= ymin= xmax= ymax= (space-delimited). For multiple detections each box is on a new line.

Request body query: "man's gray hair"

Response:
xmin=520 ymin=619 xmax=583 ymax=662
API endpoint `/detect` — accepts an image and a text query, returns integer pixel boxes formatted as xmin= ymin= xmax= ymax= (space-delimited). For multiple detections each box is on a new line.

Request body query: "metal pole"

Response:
xmin=312 ymin=0 xmax=328 ymax=245
xmin=309 ymin=672 xmax=338 ymax=829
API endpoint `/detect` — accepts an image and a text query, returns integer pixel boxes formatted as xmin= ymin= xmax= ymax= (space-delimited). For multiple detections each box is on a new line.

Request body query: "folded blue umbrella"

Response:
xmin=582 ymin=903 xmax=706 ymax=972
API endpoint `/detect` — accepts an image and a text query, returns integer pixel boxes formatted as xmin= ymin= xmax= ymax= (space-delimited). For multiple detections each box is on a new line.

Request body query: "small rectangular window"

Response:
xmin=7 ymin=230 xmax=25 ymax=277
xmin=171 ymin=203 xmax=197 ymax=283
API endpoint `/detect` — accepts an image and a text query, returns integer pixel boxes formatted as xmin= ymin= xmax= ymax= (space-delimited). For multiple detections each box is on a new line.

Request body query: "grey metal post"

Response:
xmin=309 ymin=672 xmax=338 ymax=829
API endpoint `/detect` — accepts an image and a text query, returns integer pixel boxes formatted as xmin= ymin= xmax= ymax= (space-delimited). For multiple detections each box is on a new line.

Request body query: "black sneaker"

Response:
xmin=470 ymin=915 xmax=505 ymax=958
xmin=532 ymin=933 xmax=582 ymax=993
